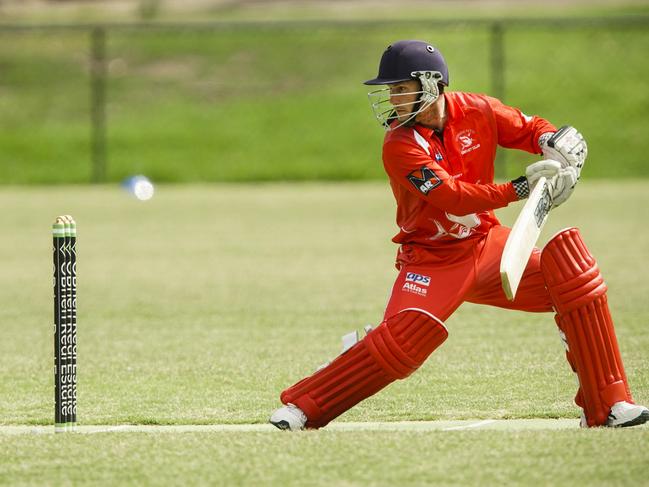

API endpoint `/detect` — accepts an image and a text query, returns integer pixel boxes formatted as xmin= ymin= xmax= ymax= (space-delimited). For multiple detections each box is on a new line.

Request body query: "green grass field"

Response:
xmin=0 ymin=182 xmax=647 ymax=485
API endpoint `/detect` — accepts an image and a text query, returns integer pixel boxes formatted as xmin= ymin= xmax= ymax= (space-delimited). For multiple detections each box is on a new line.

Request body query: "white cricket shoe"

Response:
xmin=269 ymin=403 xmax=307 ymax=431
xmin=607 ymin=401 xmax=649 ymax=427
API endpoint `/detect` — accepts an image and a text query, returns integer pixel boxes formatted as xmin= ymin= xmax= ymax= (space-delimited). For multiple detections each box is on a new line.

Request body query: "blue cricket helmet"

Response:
xmin=364 ymin=40 xmax=449 ymax=86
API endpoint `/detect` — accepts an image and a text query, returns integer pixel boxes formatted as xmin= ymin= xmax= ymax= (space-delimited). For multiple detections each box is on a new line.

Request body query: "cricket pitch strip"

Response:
xmin=0 ymin=419 xmax=589 ymax=435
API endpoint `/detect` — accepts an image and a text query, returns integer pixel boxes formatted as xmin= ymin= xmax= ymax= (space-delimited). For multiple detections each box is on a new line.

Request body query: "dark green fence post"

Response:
xmin=90 ymin=26 xmax=107 ymax=183
xmin=491 ymin=21 xmax=506 ymax=179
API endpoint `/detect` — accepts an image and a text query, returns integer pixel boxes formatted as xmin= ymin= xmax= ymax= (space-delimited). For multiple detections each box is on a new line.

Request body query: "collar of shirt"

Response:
xmin=414 ymin=92 xmax=467 ymax=141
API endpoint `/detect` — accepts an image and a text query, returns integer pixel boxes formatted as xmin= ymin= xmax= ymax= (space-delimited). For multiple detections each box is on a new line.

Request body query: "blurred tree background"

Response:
xmin=0 ymin=0 xmax=648 ymax=183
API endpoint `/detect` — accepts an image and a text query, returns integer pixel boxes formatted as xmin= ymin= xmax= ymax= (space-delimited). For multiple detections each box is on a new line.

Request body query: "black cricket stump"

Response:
xmin=53 ymin=215 xmax=77 ymax=432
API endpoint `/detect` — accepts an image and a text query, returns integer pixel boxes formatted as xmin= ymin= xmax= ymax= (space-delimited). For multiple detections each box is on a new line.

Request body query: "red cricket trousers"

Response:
xmin=384 ymin=225 xmax=553 ymax=322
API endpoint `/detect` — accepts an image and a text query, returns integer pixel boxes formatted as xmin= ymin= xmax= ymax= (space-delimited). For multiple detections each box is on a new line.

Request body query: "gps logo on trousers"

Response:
xmin=405 ymin=272 xmax=431 ymax=287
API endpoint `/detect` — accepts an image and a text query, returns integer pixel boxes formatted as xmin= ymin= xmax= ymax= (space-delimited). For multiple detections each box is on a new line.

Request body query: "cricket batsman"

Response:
xmin=269 ymin=40 xmax=648 ymax=430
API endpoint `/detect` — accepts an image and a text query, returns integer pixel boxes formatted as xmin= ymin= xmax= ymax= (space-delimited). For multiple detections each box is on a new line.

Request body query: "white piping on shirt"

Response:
xmin=412 ymin=129 xmax=431 ymax=156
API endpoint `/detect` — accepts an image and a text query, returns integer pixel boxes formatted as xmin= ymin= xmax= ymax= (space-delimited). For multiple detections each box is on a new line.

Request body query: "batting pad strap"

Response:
xmin=365 ymin=327 xmax=417 ymax=380
xmin=365 ymin=311 xmax=447 ymax=380
xmin=548 ymin=266 xmax=607 ymax=314
xmin=602 ymin=381 xmax=629 ymax=408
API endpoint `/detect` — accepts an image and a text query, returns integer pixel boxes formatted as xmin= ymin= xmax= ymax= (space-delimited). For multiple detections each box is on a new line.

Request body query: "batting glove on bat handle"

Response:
xmin=550 ymin=166 xmax=579 ymax=208
xmin=539 ymin=125 xmax=587 ymax=177
xmin=511 ymin=159 xmax=561 ymax=200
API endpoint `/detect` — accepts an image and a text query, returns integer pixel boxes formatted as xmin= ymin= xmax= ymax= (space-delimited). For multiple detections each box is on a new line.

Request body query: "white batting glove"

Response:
xmin=549 ymin=166 xmax=579 ymax=208
xmin=538 ymin=126 xmax=587 ymax=178
xmin=511 ymin=159 xmax=562 ymax=200
xmin=526 ymin=159 xmax=561 ymax=189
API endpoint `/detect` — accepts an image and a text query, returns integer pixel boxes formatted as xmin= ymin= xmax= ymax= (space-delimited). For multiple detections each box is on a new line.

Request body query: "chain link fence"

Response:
xmin=0 ymin=17 xmax=647 ymax=183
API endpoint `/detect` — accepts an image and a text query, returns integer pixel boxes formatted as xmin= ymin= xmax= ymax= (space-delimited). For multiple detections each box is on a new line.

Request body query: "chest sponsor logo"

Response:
xmin=457 ymin=129 xmax=481 ymax=155
xmin=407 ymin=166 xmax=442 ymax=195
xmin=405 ymin=272 xmax=431 ymax=287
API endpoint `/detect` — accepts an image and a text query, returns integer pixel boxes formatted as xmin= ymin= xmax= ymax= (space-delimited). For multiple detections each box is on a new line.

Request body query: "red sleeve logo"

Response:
xmin=407 ymin=166 xmax=442 ymax=195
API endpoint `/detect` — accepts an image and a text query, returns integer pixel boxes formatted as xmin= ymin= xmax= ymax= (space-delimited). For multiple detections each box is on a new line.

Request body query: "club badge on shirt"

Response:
xmin=407 ymin=166 xmax=442 ymax=195
xmin=457 ymin=129 xmax=481 ymax=155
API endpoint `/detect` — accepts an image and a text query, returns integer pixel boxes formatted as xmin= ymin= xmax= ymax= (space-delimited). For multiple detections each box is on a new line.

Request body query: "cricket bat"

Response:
xmin=500 ymin=176 xmax=553 ymax=301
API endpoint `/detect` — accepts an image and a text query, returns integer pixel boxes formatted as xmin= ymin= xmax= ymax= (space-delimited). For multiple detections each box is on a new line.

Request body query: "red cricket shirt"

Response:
xmin=382 ymin=91 xmax=556 ymax=249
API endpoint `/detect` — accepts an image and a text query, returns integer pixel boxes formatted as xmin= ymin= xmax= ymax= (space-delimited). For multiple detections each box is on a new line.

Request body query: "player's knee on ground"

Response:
xmin=541 ymin=227 xmax=633 ymax=426
xmin=280 ymin=309 xmax=448 ymax=429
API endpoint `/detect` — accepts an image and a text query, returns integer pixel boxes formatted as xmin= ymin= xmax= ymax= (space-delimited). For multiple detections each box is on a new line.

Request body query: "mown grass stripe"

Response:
xmin=0 ymin=419 xmax=583 ymax=435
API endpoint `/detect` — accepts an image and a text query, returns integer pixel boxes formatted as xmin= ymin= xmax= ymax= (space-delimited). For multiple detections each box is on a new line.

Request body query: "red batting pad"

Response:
xmin=280 ymin=309 xmax=448 ymax=429
xmin=541 ymin=228 xmax=632 ymax=426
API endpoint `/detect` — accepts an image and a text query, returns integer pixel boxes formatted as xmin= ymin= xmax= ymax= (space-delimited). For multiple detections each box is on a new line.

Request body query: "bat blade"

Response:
xmin=500 ymin=177 xmax=553 ymax=301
